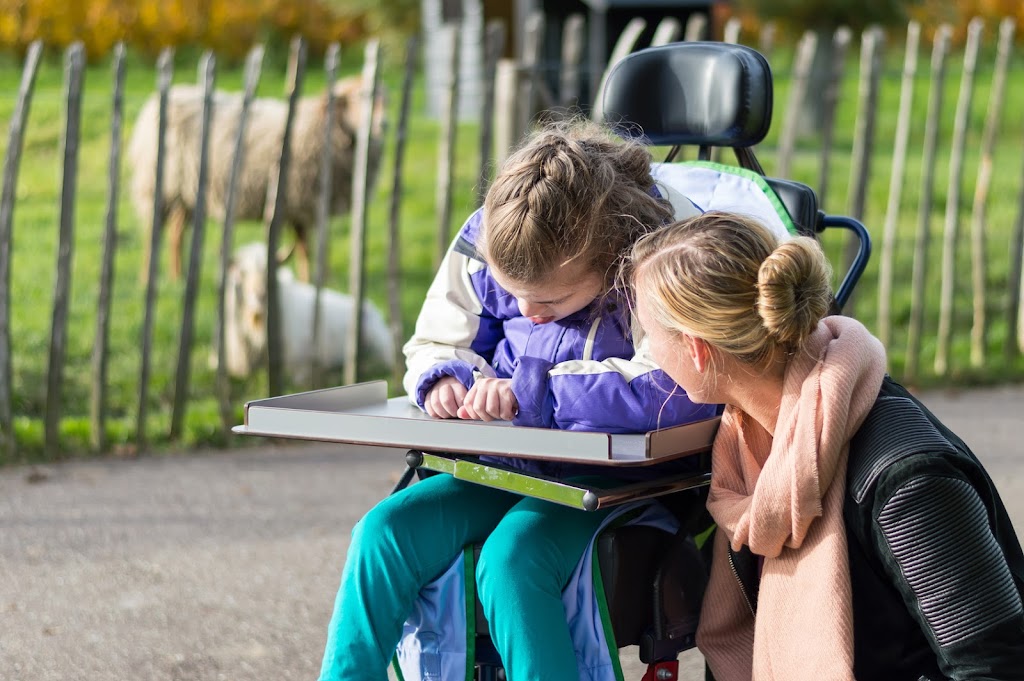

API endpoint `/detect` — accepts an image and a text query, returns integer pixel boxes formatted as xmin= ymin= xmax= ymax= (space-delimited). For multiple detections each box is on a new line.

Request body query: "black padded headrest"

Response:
xmin=598 ymin=42 xmax=773 ymax=148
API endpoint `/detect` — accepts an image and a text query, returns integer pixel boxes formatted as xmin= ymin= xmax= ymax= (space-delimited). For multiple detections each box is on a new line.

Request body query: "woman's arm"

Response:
xmin=511 ymin=335 xmax=718 ymax=433
xmin=872 ymin=466 xmax=1024 ymax=679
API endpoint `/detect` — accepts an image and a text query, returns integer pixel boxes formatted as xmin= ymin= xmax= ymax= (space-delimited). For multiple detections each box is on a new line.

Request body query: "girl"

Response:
xmin=316 ymin=120 xmax=717 ymax=681
xmin=629 ymin=211 xmax=1024 ymax=680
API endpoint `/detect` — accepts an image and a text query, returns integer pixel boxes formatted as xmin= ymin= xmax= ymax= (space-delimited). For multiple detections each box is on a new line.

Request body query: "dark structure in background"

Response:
xmin=423 ymin=0 xmax=717 ymax=119
xmin=512 ymin=0 xmax=717 ymax=104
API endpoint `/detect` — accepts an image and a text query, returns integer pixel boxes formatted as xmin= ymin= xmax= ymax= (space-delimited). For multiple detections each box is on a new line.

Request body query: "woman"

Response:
xmin=628 ymin=211 xmax=1024 ymax=680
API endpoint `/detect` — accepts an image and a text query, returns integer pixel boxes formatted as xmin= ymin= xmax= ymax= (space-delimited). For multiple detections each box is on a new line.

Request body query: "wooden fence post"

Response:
xmin=518 ymin=10 xmax=545 ymax=137
xmin=476 ymin=21 xmax=505 ymax=206
xmin=683 ymin=13 xmax=707 ymax=42
xmin=906 ymin=26 xmax=952 ymax=382
xmin=1007 ymin=67 xmax=1024 ymax=359
xmin=493 ymin=59 xmax=518 ymax=169
xmin=266 ymin=37 xmax=307 ymax=397
xmin=723 ymin=17 xmax=742 ymax=44
xmin=309 ymin=42 xmax=340 ymax=389
xmin=847 ymin=26 xmax=884 ymax=222
xmin=89 ymin=43 xmax=126 ymax=453
xmin=44 ymin=42 xmax=85 ymax=458
xmin=136 ymin=47 xmax=174 ymax=451
xmin=651 ymin=17 xmax=682 ymax=46
xmin=434 ymin=24 xmax=460 ymax=269
xmin=969 ymin=18 xmax=1015 ymax=367
xmin=776 ymin=30 xmax=817 ymax=179
xmin=344 ymin=39 xmax=382 ymax=387
xmin=817 ymin=26 xmax=852 ymax=208
xmin=388 ymin=36 xmax=419 ymax=391
xmin=878 ymin=22 xmax=920 ymax=350
xmin=1008 ymin=152 xmax=1024 ymax=360
xmin=843 ymin=26 xmax=885 ymax=316
xmin=169 ymin=52 xmax=216 ymax=440
xmin=758 ymin=22 xmax=777 ymax=62
xmin=558 ymin=14 xmax=586 ymax=109
xmin=215 ymin=45 xmax=264 ymax=434
xmin=591 ymin=17 xmax=646 ymax=122
xmin=0 ymin=40 xmax=42 ymax=460
xmin=935 ymin=17 xmax=983 ymax=376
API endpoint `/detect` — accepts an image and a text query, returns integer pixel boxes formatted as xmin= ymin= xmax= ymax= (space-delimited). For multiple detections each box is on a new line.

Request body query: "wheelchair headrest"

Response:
xmin=598 ymin=42 xmax=773 ymax=148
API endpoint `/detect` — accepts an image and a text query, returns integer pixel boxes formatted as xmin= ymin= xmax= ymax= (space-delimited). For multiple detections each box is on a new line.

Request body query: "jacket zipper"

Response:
xmin=727 ymin=549 xmax=756 ymax=616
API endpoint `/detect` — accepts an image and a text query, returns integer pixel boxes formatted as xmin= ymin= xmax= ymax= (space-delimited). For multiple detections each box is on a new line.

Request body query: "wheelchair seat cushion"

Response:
xmin=598 ymin=42 xmax=773 ymax=148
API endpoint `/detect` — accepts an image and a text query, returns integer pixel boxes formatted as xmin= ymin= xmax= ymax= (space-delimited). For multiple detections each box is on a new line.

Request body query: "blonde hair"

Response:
xmin=630 ymin=211 xmax=833 ymax=368
xmin=480 ymin=119 xmax=673 ymax=290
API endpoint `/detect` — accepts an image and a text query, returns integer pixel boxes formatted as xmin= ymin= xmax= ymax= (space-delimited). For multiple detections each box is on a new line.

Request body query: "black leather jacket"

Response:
xmin=725 ymin=377 xmax=1024 ymax=680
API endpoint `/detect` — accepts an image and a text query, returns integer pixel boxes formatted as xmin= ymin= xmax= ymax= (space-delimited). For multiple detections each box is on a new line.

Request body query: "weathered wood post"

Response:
xmin=817 ymin=26 xmax=852 ymax=208
xmin=0 ymin=40 xmax=42 ymax=459
xmin=388 ymin=36 xmax=419 ymax=391
xmin=969 ymin=18 xmax=1014 ymax=367
xmin=435 ymin=24 xmax=460 ymax=268
xmin=343 ymin=39 xmax=382 ymax=387
xmin=44 ymin=42 xmax=86 ymax=458
xmin=90 ymin=42 xmax=126 ymax=453
xmin=265 ymin=37 xmax=307 ymax=397
xmin=878 ymin=22 xmax=920 ymax=350
xmin=906 ymin=26 xmax=951 ymax=382
xmin=137 ymin=47 xmax=174 ymax=451
xmin=476 ymin=21 xmax=505 ymax=206
xmin=309 ymin=43 xmax=340 ymax=389
xmin=215 ymin=45 xmax=264 ymax=434
xmin=170 ymin=51 xmax=216 ymax=440
xmin=935 ymin=17 xmax=983 ymax=376
xmin=776 ymin=31 xmax=817 ymax=179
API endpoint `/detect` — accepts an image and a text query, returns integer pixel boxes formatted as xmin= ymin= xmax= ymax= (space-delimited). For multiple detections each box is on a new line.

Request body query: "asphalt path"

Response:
xmin=2 ymin=384 xmax=1022 ymax=681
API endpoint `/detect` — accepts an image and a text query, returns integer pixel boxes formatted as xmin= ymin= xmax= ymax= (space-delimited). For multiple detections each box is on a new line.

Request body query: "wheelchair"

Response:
xmin=237 ymin=40 xmax=872 ymax=681
xmin=388 ymin=41 xmax=872 ymax=681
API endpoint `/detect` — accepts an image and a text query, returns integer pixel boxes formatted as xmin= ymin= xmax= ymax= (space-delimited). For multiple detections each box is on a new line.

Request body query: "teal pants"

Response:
xmin=317 ymin=473 xmax=615 ymax=681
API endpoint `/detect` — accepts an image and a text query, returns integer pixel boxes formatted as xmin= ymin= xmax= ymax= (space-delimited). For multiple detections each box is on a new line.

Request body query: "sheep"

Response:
xmin=127 ymin=75 xmax=386 ymax=282
xmin=214 ymin=242 xmax=395 ymax=386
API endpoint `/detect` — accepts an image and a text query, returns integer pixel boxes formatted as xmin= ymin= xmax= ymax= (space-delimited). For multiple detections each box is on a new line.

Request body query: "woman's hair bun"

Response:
xmin=755 ymin=236 xmax=832 ymax=346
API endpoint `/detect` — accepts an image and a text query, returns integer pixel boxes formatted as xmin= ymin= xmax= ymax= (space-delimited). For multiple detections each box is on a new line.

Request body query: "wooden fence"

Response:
xmin=1 ymin=12 xmax=1024 ymax=460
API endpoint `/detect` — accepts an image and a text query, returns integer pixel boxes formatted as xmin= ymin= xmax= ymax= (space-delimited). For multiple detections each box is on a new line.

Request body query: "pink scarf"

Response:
xmin=696 ymin=316 xmax=887 ymax=680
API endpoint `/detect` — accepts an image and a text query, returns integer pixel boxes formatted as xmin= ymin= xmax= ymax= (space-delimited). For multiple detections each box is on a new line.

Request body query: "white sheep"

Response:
xmin=127 ymin=75 xmax=386 ymax=281
xmin=215 ymin=242 xmax=395 ymax=386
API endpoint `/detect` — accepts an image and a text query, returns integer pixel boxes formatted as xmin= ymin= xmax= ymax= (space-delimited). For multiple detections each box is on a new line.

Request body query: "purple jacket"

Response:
xmin=402 ymin=208 xmax=717 ymax=479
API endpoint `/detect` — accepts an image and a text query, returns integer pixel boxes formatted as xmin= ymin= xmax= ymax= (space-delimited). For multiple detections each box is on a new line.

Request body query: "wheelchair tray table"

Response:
xmin=234 ymin=380 xmax=718 ymax=510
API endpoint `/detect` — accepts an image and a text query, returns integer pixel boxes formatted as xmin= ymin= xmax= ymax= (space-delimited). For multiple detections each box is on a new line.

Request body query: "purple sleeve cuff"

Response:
xmin=510 ymin=356 xmax=555 ymax=428
xmin=414 ymin=360 xmax=479 ymax=410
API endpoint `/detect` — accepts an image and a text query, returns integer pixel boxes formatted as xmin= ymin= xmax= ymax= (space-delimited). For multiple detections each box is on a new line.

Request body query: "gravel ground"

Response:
xmin=2 ymin=384 xmax=1022 ymax=681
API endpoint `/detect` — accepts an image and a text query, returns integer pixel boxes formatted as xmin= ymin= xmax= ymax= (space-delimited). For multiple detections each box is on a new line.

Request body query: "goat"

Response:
xmin=215 ymin=242 xmax=394 ymax=386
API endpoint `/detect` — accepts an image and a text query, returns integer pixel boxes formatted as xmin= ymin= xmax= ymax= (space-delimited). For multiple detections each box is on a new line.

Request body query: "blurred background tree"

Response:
xmin=0 ymin=0 xmax=370 ymax=62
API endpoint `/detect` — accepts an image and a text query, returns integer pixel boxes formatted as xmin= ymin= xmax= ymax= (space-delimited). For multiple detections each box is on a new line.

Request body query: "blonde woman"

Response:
xmin=629 ymin=210 xmax=1024 ymax=680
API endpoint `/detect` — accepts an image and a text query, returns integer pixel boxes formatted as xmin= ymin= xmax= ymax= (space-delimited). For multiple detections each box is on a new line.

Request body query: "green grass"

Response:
xmin=2 ymin=38 xmax=1024 ymax=464
xmin=0 ymin=47 xmax=484 ymax=464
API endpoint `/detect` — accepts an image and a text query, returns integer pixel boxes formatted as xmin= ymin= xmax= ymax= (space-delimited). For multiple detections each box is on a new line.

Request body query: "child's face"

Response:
xmin=491 ymin=260 xmax=604 ymax=324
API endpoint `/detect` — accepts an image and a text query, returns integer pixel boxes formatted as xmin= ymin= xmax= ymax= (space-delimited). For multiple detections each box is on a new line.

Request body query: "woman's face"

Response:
xmin=490 ymin=260 xmax=604 ymax=324
xmin=635 ymin=293 xmax=710 ymax=403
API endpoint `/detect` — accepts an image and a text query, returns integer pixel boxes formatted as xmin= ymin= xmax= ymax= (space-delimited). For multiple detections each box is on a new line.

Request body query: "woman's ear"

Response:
xmin=687 ymin=335 xmax=711 ymax=375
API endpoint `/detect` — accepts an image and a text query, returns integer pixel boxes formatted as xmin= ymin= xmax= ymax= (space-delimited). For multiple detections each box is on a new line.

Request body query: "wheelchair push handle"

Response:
xmin=819 ymin=213 xmax=872 ymax=311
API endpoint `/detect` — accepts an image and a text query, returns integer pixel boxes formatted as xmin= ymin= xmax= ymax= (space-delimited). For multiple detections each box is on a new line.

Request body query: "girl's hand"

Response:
xmin=458 ymin=377 xmax=518 ymax=422
xmin=424 ymin=376 xmax=469 ymax=418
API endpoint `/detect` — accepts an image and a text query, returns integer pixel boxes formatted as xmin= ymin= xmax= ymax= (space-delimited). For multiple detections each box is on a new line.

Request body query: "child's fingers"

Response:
xmin=468 ymin=389 xmax=495 ymax=421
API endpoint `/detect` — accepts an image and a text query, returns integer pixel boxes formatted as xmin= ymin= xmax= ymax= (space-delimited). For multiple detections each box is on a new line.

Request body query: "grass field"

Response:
xmin=1 ymin=37 xmax=1023 ymax=464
